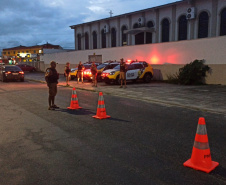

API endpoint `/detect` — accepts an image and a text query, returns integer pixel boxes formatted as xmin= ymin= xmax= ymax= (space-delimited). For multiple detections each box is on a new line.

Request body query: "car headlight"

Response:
xmin=109 ymin=71 xmax=115 ymax=75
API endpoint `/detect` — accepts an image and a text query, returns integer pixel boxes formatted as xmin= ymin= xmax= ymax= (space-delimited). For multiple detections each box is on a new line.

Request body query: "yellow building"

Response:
xmin=1 ymin=43 xmax=62 ymax=64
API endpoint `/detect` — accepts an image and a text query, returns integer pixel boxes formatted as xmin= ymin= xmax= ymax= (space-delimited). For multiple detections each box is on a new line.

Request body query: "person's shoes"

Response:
xmin=48 ymin=106 xmax=55 ymax=110
xmin=124 ymin=86 xmax=127 ymax=89
xmin=120 ymin=86 xmax=122 ymax=88
xmin=92 ymin=85 xmax=95 ymax=87
xmin=52 ymin=104 xmax=59 ymax=109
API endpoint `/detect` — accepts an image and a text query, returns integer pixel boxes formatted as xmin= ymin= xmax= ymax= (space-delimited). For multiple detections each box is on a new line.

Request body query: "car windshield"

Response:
xmin=97 ymin=64 xmax=107 ymax=69
xmin=5 ymin=66 xmax=21 ymax=71
xmin=113 ymin=65 xmax=120 ymax=70
xmin=84 ymin=64 xmax=91 ymax=69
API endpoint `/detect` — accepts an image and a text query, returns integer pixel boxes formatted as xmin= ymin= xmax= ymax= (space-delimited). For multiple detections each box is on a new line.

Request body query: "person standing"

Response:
xmin=120 ymin=58 xmax=127 ymax=88
xmin=45 ymin=61 xmax=59 ymax=110
xmin=91 ymin=62 xmax=97 ymax=87
xmin=64 ymin=62 xmax=70 ymax=86
xmin=77 ymin=61 xmax=84 ymax=84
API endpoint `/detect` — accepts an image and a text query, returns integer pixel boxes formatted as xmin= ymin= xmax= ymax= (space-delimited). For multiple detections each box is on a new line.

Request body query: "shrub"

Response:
xmin=167 ymin=59 xmax=210 ymax=85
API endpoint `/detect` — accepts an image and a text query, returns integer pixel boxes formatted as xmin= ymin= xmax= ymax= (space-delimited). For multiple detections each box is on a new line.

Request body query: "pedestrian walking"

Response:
xmin=45 ymin=61 xmax=59 ymax=110
xmin=91 ymin=62 xmax=97 ymax=87
xmin=119 ymin=58 xmax=127 ymax=88
xmin=64 ymin=62 xmax=71 ymax=86
xmin=77 ymin=61 xmax=84 ymax=84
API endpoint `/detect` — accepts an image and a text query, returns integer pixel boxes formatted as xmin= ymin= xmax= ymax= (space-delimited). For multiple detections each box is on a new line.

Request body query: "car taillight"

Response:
xmin=6 ymin=71 xmax=11 ymax=74
xmin=106 ymin=73 xmax=109 ymax=77
xmin=84 ymin=72 xmax=87 ymax=75
xmin=19 ymin=71 xmax=24 ymax=74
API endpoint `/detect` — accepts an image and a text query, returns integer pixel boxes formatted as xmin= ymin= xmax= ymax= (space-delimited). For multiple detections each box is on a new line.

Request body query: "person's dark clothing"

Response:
xmin=91 ymin=65 xmax=97 ymax=75
xmin=48 ymin=68 xmax=58 ymax=83
xmin=65 ymin=66 xmax=70 ymax=74
xmin=120 ymin=63 xmax=126 ymax=72
xmin=78 ymin=64 xmax=83 ymax=72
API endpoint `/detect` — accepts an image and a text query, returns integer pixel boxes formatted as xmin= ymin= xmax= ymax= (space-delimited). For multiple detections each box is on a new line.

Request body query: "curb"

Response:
xmin=26 ymin=78 xmax=225 ymax=115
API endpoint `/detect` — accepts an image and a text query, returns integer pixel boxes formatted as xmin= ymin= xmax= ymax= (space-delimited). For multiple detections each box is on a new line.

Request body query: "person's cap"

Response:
xmin=50 ymin=61 xmax=57 ymax=65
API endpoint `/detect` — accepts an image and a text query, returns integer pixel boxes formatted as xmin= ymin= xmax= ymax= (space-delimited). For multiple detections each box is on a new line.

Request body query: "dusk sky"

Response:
xmin=0 ymin=0 xmax=179 ymax=52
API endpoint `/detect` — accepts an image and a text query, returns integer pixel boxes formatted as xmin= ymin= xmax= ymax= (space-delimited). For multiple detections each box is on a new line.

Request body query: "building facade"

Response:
xmin=70 ymin=0 xmax=226 ymax=51
xmin=1 ymin=43 xmax=62 ymax=64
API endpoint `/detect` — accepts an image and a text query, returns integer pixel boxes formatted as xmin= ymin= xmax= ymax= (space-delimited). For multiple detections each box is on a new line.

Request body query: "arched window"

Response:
xmin=121 ymin=25 xmax=127 ymax=46
xmin=101 ymin=29 xmax=106 ymax=48
xmin=85 ymin=32 xmax=89 ymax=50
xmin=92 ymin=31 xmax=97 ymax=49
xmin=178 ymin=15 xmax=188 ymax=41
xmin=198 ymin=11 xmax=209 ymax=38
xmin=77 ymin=34 xmax=81 ymax=50
xmin=161 ymin=18 xmax=170 ymax=42
xmin=146 ymin=21 xmax=154 ymax=44
xmin=111 ymin=28 xmax=116 ymax=47
xmin=133 ymin=23 xmax=144 ymax=45
xmin=220 ymin=8 xmax=226 ymax=36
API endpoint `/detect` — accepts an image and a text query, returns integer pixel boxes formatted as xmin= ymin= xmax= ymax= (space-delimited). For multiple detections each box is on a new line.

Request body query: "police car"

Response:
xmin=83 ymin=62 xmax=119 ymax=81
xmin=101 ymin=61 xmax=154 ymax=84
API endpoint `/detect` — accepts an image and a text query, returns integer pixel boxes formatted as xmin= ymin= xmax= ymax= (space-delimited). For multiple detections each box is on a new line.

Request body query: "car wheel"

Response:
xmin=20 ymin=78 xmax=24 ymax=82
xmin=116 ymin=75 xmax=120 ymax=85
xmin=71 ymin=75 xmax=75 ymax=80
xmin=143 ymin=73 xmax=152 ymax=83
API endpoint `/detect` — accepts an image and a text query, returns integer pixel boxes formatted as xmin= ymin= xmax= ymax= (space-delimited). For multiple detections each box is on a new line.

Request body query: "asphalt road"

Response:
xmin=0 ymin=80 xmax=226 ymax=185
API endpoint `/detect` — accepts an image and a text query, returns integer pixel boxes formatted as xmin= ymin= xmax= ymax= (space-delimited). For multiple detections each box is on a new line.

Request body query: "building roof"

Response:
xmin=70 ymin=0 xmax=186 ymax=29
xmin=3 ymin=43 xmax=62 ymax=51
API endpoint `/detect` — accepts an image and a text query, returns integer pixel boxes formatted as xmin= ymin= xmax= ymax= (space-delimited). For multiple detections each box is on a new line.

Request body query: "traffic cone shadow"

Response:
xmin=93 ymin=92 xmax=110 ymax=119
xmin=183 ymin=117 xmax=219 ymax=173
xmin=67 ymin=87 xmax=82 ymax=110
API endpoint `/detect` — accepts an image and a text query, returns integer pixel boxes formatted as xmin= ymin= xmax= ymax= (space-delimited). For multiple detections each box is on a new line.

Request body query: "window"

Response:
xmin=133 ymin=23 xmax=139 ymax=29
xmin=13 ymin=51 xmax=16 ymax=54
xmin=146 ymin=21 xmax=154 ymax=44
xmin=111 ymin=28 xmax=116 ymax=47
xmin=8 ymin=52 xmax=10 ymax=54
xmin=178 ymin=15 xmax=188 ymax=41
xmin=220 ymin=8 xmax=226 ymax=36
xmin=34 ymin=50 xmax=36 ymax=53
xmin=85 ymin=32 xmax=89 ymax=50
xmin=92 ymin=31 xmax=97 ymax=49
xmin=161 ymin=18 xmax=170 ymax=42
xmin=198 ymin=11 xmax=209 ymax=38
xmin=121 ymin=25 xmax=128 ymax=46
xmin=101 ymin=29 xmax=106 ymax=48
xmin=77 ymin=34 xmax=82 ymax=50
xmin=133 ymin=64 xmax=144 ymax=69
xmin=26 ymin=51 xmax=28 ymax=53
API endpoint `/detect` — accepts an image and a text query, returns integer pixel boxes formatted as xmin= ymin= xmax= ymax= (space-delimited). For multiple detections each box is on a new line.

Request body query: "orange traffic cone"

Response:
xmin=183 ymin=117 xmax=219 ymax=173
xmin=92 ymin=92 xmax=110 ymax=119
xmin=67 ymin=87 xmax=82 ymax=109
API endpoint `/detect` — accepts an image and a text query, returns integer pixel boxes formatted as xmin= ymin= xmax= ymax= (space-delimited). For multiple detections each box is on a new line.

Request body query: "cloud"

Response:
xmin=0 ymin=0 xmax=177 ymax=52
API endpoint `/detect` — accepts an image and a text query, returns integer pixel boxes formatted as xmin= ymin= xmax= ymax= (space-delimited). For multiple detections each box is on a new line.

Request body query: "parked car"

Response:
xmin=83 ymin=62 xmax=119 ymax=81
xmin=69 ymin=63 xmax=92 ymax=80
xmin=0 ymin=65 xmax=24 ymax=82
xmin=17 ymin=64 xmax=36 ymax=72
xmin=101 ymin=61 xmax=154 ymax=84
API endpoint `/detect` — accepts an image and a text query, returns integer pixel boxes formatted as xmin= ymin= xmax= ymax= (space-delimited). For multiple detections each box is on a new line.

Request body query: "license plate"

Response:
xmin=12 ymin=73 xmax=18 ymax=75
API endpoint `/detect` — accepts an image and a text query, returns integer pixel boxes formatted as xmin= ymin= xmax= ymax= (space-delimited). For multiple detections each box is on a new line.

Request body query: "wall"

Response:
xmin=40 ymin=35 xmax=226 ymax=84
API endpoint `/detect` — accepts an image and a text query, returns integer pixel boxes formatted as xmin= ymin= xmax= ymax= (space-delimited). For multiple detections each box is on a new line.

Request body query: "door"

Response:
xmin=89 ymin=55 xmax=102 ymax=63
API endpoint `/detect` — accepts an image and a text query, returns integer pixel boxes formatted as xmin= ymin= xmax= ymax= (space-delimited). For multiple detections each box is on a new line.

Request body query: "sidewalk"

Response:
xmin=25 ymin=72 xmax=226 ymax=115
